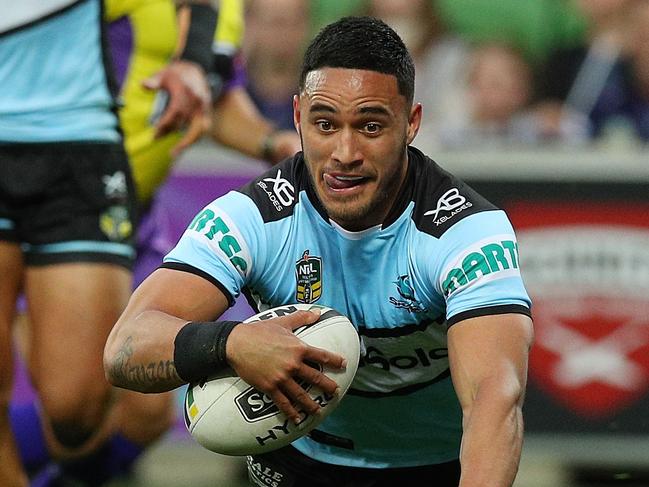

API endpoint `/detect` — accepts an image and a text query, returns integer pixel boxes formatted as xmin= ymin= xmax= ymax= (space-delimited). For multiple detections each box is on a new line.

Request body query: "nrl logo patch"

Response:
xmin=99 ymin=205 xmax=132 ymax=241
xmin=295 ymin=250 xmax=322 ymax=304
xmin=389 ymin=275 xmax=425 ymax=313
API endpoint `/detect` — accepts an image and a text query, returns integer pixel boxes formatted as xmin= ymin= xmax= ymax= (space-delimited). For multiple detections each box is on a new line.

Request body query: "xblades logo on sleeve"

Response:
xmin=424 ymin=188 xmax=472 ymax=226
xmin=257 ymin=169 xmax=295 ymax=211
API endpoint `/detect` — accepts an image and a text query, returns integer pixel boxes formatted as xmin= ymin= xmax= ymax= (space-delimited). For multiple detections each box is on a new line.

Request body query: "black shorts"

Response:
xmin=0 ymin=142 xmax=138 ymax=269
xmin=247 ymin=445 xmax=461 ymax=487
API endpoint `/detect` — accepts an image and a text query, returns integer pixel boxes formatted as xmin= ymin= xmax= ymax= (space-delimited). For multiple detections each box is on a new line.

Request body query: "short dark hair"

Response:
xmin=298 ymin=16 xmax=415 ymax=104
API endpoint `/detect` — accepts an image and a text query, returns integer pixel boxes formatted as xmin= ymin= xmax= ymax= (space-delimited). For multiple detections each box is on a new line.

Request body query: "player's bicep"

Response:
xmin=128 ymin=267 xmax=231 ymax=322
xmin=447 ymin=313 xmax=534 ymax=410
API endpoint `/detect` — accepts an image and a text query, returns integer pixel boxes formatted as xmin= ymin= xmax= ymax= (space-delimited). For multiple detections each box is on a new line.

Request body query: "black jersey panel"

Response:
xmin=236 ymin=153 xmax=306 ymax=223
xmin=159 ymin=262 xmax=235 ymax=306
xmin=407 ymin=147 xmax=500 ymax=238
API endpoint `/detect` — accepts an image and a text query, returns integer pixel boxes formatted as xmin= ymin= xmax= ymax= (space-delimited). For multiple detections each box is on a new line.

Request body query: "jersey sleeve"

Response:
xmin=432 ymin=210 xmax=532 ymax=326
xmin=162 ymin=190 xmax=267 ymax=303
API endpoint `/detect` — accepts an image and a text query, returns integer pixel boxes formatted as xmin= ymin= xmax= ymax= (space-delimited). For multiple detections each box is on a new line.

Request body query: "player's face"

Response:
xmin=294 ymin=68 xmax=421 ymax=231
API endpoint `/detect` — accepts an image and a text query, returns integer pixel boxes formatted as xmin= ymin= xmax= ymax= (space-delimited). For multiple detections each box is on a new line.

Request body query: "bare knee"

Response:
xmin=39 ymin=380 xmax=113 ymax=449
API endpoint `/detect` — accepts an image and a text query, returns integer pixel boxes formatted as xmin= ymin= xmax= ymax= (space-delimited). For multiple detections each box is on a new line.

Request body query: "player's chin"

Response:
xmin=325 ymin=201 xmax=371 ymax=226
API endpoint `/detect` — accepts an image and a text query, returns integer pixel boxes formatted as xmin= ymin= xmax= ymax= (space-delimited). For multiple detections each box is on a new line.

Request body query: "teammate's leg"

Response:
xmin=25 ymin=262 xmax=132 ymax=457
xmin=2 ymin=142 xmax=139 ymax=487
xmin=102 ymin=388 xmax=176 ymax=473
xmin=18 ymin=263 xmax=174 ymax=485
xmin=95 ymin=202 xmax=179 ymax=478
xmin=10 ymin=193 xmax=176 ymax=484
xmin=0 ymin=242 xmax=29 ymax=487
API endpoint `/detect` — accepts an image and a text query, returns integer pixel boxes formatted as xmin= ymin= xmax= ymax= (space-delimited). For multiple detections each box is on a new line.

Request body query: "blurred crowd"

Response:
xmin=241 ymin=0 xmax=649 ymax=153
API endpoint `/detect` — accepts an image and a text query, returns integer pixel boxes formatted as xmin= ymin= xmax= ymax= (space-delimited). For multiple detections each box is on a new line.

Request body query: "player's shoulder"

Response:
xmin=236 ymin=153 xmax=306 ymax=223
xmin=407 ymin=147 xmax=500 ymax=238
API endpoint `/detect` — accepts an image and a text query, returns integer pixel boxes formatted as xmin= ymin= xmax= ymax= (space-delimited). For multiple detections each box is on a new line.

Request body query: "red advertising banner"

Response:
xmin=506 ymin=200 xmax=649 ymax=431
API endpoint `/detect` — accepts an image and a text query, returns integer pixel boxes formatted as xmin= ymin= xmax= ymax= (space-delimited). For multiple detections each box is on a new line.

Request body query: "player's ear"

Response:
xmin=406 ymin=103 xmax=422 ymax=145
xmin=293 ymin=94 xmax=301 ymax=136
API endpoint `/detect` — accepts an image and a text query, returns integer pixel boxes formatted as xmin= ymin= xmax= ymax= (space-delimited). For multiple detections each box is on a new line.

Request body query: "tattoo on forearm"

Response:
xmin=110 ymin=336 xmax=181 ymax=391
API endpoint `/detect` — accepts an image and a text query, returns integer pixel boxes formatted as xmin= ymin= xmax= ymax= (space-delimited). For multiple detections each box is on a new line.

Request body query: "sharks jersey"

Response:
xmin=163 ymin=146 xmax=532 ymax=468
xmin=0 ymin=0 xmax=120 ymax=143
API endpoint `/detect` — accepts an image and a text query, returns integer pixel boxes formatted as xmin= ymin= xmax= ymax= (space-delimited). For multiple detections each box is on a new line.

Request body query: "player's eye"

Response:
xmin=317 ymin=120 xmax=334 ymax=132
xmin=364 ymin=122 xmax=381 ymax=134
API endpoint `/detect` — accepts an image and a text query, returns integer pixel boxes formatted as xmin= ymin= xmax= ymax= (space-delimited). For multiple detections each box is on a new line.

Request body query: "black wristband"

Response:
xmin=173 ymin=320 xmax=240 ymax=383
xmin=208 ymin=52 xmax=236 ymax=100
xmin=178 ymin=4 xmax=218 ymax=75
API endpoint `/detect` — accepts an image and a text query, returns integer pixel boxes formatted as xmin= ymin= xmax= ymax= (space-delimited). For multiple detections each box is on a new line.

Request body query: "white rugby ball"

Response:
xmin=183 ymin=304 xmax=360 ymax=456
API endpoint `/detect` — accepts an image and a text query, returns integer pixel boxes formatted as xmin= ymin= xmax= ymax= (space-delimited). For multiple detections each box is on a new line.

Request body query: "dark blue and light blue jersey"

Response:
xmin=163 ymin=146 xmax=532 ymax=468
xmin=0 ymin=0 xmax=120 ymax=143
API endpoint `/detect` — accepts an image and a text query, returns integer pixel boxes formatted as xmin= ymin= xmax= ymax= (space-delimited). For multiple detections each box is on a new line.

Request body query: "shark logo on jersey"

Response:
xmin=424 ymin=188 xmax=473 ymax=226
xmin=389 ymin=275 xmax=424 ymax=313
xmin=257 ymin=169 xmax=295 ymax=211
xmin=295 ymin=250 xmax=322 ymax=304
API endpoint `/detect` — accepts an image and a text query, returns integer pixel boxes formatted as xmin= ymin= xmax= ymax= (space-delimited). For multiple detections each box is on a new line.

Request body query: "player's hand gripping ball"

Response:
xmin=183 ymin=304 xmax=360 ymax=455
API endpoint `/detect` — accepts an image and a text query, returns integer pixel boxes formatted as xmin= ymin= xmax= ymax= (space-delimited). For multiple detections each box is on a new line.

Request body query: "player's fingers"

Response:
xmin=155 ymin=100 xmax=189 ymax=138
xmin=171 ymin=115 xmax=205 ymax=157
xmin=195 ymin=85 xmax=211 ymax=115
xmin=279 ymin=310 xmax=321 ymax=332
xmin=155 ymin=80 xmax=201 ymax=136
xmin=167 ymin=75 xmax=205 ymax=116
xmin=280 ymin=380 xmax=320 ymax=420
xmin=297 ymin=360 xmax=341 ymax=396
xmin=304 ymin=345 xmax=347 ymax=371
xmin=269 ymin=389 xmax=301 ymax=424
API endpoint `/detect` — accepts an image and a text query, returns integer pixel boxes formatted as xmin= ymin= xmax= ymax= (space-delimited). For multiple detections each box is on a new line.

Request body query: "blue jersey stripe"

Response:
xmin=25 ymin=240 xmax=135 ymax=258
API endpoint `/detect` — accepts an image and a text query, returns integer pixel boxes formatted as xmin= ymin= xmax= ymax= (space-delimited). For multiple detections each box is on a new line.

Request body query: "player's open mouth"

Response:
xmin=323 ymin=173 xmax=367 ymax=192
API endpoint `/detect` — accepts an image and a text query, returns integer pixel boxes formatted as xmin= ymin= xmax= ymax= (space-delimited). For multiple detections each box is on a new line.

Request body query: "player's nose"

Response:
xmin=331 ymin=128 xmax=362 ymax=166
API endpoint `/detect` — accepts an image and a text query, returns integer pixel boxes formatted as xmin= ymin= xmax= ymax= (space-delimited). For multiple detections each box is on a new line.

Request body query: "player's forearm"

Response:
xmin=458 ymin=380 xmax=525 ymax=487
xmin=104 ymin=310 xmax=188 ymax=393
xmin=210 ymin=87 xmax=276 ymax=160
